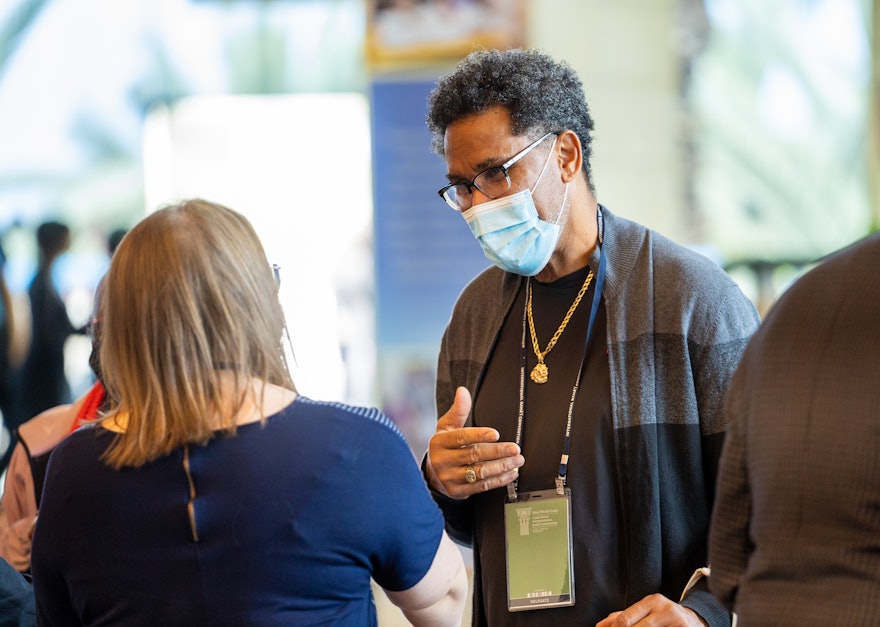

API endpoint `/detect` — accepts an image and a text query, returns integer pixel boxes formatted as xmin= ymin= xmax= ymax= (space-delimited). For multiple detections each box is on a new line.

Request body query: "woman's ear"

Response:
xmin=556 ymin=130 xmax=582 ymax=183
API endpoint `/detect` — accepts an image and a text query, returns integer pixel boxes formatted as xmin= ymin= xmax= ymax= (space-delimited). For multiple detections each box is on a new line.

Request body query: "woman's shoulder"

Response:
xmin=54 ymin=421 xmax=112 ymax=450
xmin=288 ymin=396 xmax=403 ymax=438
xmin=41 ymin=422 xmax=113 ymax=489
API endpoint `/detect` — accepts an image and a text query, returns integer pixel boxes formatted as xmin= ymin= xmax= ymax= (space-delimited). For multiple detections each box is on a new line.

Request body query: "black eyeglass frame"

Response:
xmin=437 ymin=131 xmax=558 ymax=211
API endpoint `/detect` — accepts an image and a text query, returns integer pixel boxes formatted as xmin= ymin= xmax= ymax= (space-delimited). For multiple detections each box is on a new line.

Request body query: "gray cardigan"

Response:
xmin=432 ymin=206 xmax=760 ymax=625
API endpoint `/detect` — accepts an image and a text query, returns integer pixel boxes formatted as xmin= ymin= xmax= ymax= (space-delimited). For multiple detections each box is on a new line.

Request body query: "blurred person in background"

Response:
xmin=18 ymin=221 xmax=80 ymax=424
xmin=0 ymin=279 xmax=108 ymax=573
xmin=0 ymin=556 xmax=34 ymax=626
xmin=31 ymin=199 xmax=467 ymax=626
xmin=0 ymin=241 xmax=15 ymax=442
xmin=106 ymin=227 xmax=128 ymax=258
xmin=709 ymin=232 xmax=880 ymax=626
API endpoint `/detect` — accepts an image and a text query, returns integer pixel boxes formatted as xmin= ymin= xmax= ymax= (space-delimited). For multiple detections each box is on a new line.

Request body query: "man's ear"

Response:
xmin=556 ymin=130 xmax=582 ymax=183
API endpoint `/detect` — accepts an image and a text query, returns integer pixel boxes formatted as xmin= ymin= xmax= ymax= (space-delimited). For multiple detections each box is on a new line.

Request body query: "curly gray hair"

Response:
xmin=426 ymin=48 xmax=595 ymax=187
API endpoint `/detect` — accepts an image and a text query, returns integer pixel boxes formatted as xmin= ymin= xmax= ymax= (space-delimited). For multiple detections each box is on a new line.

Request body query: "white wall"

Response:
xmin=529 ymin=0 xmax=686 ymax=241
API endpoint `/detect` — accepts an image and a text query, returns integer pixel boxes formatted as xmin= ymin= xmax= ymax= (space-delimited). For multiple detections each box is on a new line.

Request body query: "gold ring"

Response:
xmin=464 ymin=465 xmax=477 ymax=483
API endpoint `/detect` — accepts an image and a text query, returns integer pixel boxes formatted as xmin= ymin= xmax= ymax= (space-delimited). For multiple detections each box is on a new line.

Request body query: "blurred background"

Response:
xmin=0 ymin=0 xmax=877 ymax=621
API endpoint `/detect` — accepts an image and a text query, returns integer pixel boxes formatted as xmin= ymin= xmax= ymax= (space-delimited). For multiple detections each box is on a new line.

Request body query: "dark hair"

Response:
xmin=36 ymin=221 xmax=70 ymax=260
xmin=107 ymin=228 xmax=128 ymax=256
xmin=426 ymin=48 xmax=596 ymax=188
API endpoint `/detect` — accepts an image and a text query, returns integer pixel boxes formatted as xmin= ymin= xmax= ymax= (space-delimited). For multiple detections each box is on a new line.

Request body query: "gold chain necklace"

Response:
xmin=526 ymin=269 xmax=594 ymax=384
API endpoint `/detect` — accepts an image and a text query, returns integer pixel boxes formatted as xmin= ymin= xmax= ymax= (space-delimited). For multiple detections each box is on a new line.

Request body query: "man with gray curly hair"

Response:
xmin=423 ymin=48 xmax=759 ymax=626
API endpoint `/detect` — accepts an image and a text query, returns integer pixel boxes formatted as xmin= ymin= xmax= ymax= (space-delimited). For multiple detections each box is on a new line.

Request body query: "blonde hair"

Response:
xmin=100 ymin=199 xmax=293 ymax=469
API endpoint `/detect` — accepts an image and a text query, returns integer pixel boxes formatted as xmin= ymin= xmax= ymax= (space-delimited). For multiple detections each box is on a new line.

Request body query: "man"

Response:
xmin=19 ymin=221 xmax=79 ymax=422
xmin=709 ymin=233 xmax=880 ymax=626
xmin=423 ymin=48 xmax=760 ymax=626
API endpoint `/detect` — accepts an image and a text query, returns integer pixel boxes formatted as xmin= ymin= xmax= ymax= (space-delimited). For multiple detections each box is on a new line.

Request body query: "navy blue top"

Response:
xmin=31 ymin=396 xmax=444 ymax=626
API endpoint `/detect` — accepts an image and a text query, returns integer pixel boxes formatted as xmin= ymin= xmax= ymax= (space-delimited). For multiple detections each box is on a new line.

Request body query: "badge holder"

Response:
xmin=504 ymin=488 xmax=575 ymax=611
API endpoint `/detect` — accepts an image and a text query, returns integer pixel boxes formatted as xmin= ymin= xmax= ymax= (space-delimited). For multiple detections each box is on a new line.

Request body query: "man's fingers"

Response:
xmin=461 ymin=456 xmax=523 ymax=483
xmin=435 ymin=440 xmax=520 ymax=468
xmin=427 ymin=386 xmax=524 ymax=498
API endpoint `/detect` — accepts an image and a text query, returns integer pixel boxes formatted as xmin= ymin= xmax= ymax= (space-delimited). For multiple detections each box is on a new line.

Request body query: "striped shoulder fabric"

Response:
xmin=294 ymin=396 xmax=404 ymax=439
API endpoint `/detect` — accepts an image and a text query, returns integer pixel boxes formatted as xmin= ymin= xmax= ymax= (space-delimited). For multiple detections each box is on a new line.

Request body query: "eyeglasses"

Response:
xmin=438 ymin=131 xmax=557 ymax=212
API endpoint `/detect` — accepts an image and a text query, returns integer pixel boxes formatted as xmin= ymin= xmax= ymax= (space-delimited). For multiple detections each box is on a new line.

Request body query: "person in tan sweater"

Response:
xmin=0 ymin=282 xmax=106 ymax=573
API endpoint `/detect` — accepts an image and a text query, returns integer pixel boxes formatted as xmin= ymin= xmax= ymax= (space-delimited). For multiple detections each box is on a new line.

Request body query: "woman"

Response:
xmin=31 ymin=199 xmax=467 ymax=626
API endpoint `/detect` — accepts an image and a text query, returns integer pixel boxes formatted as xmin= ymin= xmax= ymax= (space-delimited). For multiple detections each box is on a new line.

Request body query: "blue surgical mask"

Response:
xmin=462 ymin=143 xmax=566 ymax=276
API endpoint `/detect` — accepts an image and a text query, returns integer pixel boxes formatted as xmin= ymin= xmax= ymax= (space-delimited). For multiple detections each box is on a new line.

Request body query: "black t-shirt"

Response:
xmin=471 ymin=264 xmax=625 ymax=625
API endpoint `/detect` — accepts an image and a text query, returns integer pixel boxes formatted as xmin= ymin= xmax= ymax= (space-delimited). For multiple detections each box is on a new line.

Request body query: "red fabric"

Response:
xmin=70 ymin=382 xmax=105 ymax=434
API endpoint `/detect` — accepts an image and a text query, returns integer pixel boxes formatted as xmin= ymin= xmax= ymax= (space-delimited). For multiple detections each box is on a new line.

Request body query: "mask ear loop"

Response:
xmin=529 ymin=136 xmax=559 ymax=194
xmin=534 ymin=135 xmax=567 ymax=229
xmin=272 ymin=264 xmax=299 ymax=393
xmin=551 ymin=183 xmax=569 ymax=228
xmin=540 ymin=132 xmax=591 ymax=239
xmin=280 ymin=317 xmax=297 ymax=381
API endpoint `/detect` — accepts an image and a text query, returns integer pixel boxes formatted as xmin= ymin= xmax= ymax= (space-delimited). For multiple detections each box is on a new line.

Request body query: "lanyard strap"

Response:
xmin=508 ymin=238 xmax=607 ymax=500
xmin=556 ymin=244 xmax=605 ymax=491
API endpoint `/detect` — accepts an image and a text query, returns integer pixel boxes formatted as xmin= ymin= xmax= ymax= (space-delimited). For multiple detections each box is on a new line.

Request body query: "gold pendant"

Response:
xmin=530 ymin=362 xmax=548 ymax=384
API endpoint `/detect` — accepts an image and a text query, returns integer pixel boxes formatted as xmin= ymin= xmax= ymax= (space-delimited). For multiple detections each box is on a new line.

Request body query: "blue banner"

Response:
xmin=371 ymin=78 xmax=489 ymax=350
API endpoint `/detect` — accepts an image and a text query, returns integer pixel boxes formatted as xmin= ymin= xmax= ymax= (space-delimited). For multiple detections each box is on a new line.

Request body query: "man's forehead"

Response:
xmin=444 ymin=106 xmax=513 ymax=140
xmin=443 ymin=109 xmax=520 ymax=173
